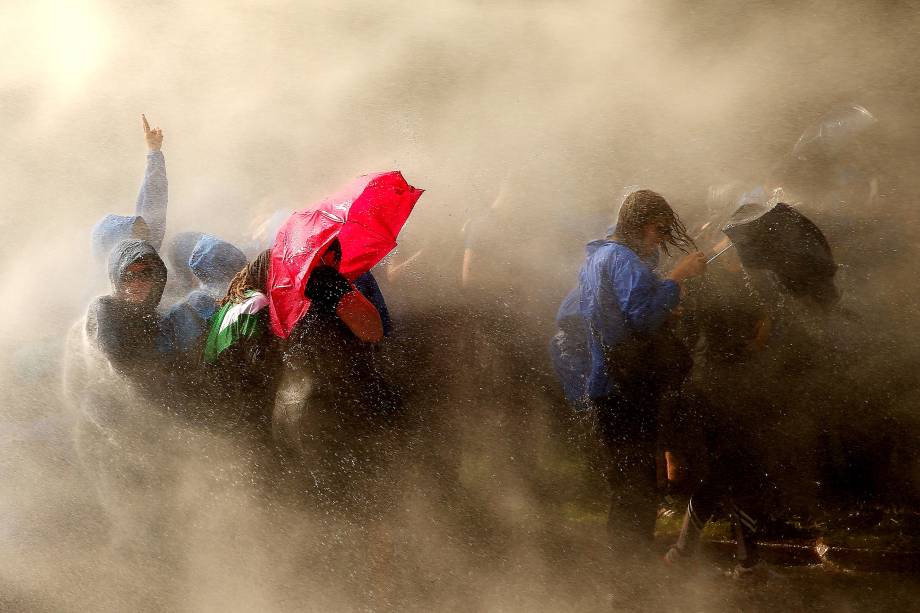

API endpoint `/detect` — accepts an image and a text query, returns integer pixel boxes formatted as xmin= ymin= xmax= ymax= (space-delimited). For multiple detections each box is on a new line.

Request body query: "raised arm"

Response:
xmin=135 ymin=114 xmax=168 ymax=250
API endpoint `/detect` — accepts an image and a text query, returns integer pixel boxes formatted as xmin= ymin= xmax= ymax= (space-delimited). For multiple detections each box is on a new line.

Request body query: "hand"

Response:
xmin=142 ymin=114 xmax=163 ymax=151
xmin=668 ymin=251 xmax=707 ymax=283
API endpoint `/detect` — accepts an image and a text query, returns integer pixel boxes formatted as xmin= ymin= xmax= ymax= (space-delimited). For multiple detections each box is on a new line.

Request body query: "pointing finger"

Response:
xmin=142 ymin=114 xmax=150 ymax=133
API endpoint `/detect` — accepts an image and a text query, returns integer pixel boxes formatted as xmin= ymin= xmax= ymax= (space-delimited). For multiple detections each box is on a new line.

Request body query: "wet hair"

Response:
xmin=612 ymin=189 xmax=696 ymax=255
xmin=222 ymin=249 xmax=271 ymax=306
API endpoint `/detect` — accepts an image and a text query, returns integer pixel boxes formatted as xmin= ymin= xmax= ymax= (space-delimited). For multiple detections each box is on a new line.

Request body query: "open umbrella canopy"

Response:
xmin=792 ymin=104 xmax=877 ymax=161
xmin=722 ymin=202 xmax=839 ymax=307
xmin=269 ymin=171 xmax=423 ymax=338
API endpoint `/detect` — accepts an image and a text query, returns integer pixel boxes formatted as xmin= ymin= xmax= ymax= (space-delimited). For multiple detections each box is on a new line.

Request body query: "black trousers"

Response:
xmin=592 ymin=392 xmax=660 ymax=553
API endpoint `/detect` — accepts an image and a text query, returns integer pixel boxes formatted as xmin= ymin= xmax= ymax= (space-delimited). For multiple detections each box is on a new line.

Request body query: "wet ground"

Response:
xmin=1 ymin=388 xmax=918 ymax=613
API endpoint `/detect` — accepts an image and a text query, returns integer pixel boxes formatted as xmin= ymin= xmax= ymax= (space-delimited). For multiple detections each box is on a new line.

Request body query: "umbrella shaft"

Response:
xmin=707 ymin=243 xmax=735 ymax=264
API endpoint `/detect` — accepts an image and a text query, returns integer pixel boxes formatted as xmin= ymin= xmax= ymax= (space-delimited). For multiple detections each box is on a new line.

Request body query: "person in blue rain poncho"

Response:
xmin=163 ymin=234 xmax=247 ymax=354
xmin=550 ymin=189 xmax=706 ymax=555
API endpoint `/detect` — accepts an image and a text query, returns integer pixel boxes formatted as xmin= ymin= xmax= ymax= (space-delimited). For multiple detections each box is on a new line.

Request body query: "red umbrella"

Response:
xmin=268 ymin=171 xmax=424 ymax=338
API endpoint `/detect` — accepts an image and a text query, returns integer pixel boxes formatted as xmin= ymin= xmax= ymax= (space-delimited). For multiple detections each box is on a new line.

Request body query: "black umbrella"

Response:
xmin=722 ymin=202 xmax=839 ymax=308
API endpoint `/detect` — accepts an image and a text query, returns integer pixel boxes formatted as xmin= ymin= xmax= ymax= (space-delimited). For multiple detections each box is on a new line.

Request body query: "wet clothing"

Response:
xmin=163 ymin=234 xmax=247 ymax=354
xmin=202 ymin=290 xmax=278 ymax=432
xmin=90 ymin=151 xmax=168 ymax=263
xmin=306 ymin=266 xmax=355 ymax=314
xmin=550 ymin=239 xmax=679 ymax=405
xmin=274 ymin=266 xmax=399 ymax=484
xmin=85 ymin=239 xmax=170 ymax=385
xmin=552 ymin=238 xmax=687 ymax=551
xmin=65 ymin=239 xmax=187 ymax=555
xmin=593 ymin=394 xmax=660 ymax=548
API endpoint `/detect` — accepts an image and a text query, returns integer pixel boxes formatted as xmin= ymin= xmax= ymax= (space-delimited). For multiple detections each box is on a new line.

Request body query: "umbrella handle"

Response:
xmin=706 ymin=242 xmax=735 ymax=264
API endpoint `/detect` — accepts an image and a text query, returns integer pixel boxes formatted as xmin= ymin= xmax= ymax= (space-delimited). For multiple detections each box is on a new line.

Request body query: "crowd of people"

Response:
xmin=64 ymin=112 xmax=891 ymax=580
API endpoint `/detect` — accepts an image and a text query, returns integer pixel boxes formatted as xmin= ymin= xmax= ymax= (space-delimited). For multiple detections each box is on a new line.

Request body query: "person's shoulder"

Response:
xmin=589 ymin=240 xmax=636 ymax=263
xmin=86 ymin=295 xmax=117 ymax=319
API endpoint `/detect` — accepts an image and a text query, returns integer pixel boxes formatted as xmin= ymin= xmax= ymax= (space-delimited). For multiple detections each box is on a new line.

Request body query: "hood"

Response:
xmin=91 ymin=214 xmax=150 ymax=263
xmin=189 ymin=234 xmax=248 ymax=287
xmin=185 ymin=287 xmax=221 ymax=320
xmin=164 ymin=231 xmax=204 ymax=280
xmin=107 ymin=239 xmax=168 ymax=307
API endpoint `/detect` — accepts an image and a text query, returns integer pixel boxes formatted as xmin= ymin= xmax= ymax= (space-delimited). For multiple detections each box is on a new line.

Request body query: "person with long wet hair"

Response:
xmin=201 ymin=249 xmax=279 ymax=433
xmin=551 ymin=189 xmax=706 ymax=557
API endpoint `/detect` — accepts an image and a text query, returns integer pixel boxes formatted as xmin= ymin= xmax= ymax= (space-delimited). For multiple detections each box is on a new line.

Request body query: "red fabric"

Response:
xmin=269 ymin=171 xmax=423 ymax=338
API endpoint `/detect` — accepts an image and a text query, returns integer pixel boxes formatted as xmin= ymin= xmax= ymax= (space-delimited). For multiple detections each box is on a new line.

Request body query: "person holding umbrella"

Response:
xmin=551 ymin=189 xmax=706 ymax=556
xmin=267 ymin=172 xmax=422 ymax=477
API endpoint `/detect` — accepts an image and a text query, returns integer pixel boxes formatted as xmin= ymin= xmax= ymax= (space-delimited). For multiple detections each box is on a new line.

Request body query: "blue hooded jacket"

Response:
xmin=91 ymin=151 xmax=168 ymax=264
xmin=550 ymin=239 xmax=680 ymax=407
xmin=85 ymin=239 xmax=170 ymax=375
xmin=163 ymin=234 xmax=248 ymax=353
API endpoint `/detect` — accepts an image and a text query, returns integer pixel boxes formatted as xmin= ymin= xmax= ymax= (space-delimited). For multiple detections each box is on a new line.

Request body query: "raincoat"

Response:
xmin=85 ymin=239 xmax=170 ymax=378
xmin=90 ymin=150 xmax=168 ymax=263
xmin=63 ymin=239 xmax=185 ymax=550
xmin=163 ymin=235 xmax=247 ymax=353
xmin=550 ymin=239 xmax=679 ymax=408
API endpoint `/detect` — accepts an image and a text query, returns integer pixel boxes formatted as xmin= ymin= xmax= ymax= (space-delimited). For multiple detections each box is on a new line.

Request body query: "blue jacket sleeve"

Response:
xmin=135 ymin=151 xmax=168 ymax=250
xmin=611 ymin=255 xmax=680 ymax=334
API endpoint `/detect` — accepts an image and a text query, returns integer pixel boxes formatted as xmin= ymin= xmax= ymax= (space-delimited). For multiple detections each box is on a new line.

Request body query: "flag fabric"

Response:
xmin=202 ymin=291 xmax=269 ymax=363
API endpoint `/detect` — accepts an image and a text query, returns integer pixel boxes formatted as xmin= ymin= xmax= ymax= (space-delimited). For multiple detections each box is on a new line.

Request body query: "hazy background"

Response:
xmin=2 ymin=0 xmax=920 ymax=611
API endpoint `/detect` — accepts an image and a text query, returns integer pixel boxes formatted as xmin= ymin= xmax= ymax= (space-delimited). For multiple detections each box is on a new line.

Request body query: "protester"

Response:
xmin=164 ymin=234 xmax=247 ymax=354
xmin=249 ymin=207 xmax=393 ymax=336
xmin=300 ymin=240 xmax=384 ymax=345
xmin=550 ymin=189 xmax=706 ymax=556
xmin=65 ymin=238 xmax=180 ymax=555
xmin=85 ymin=239 xmax=171 ymax=384
xmin=663 ymin=249 xmax=772 ymax=578
xmin=272 ymin=240 xmax=392 ymax=464
xmin=201 ymin=249 xmax=278 ymax=432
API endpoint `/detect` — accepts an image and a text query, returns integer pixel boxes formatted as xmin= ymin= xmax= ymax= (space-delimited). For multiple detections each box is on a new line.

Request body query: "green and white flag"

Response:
xmin=203 ymin=291 xmax=269 ymax=363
